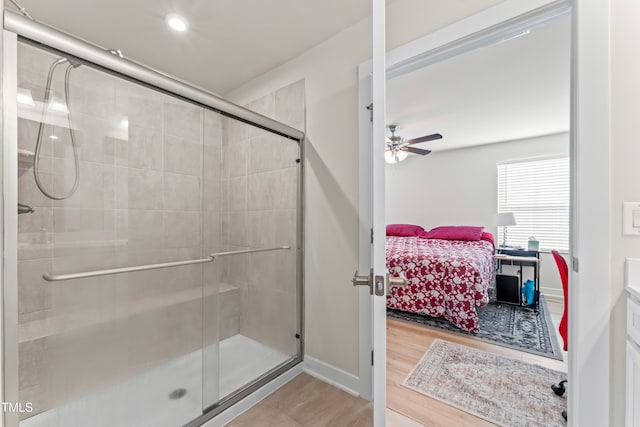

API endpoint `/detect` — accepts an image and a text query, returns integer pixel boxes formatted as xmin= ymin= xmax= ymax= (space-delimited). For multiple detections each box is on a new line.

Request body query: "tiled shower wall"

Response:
xmin=221 ymin=80 xmax=304 ymax=357
xmin=16 ymin=43 xmax=222 ymax=416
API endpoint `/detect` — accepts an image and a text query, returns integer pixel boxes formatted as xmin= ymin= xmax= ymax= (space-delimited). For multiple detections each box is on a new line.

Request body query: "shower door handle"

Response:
xmin=43 ymin=257 xmax=214 ymax=281
xmin=43 ymin=246 xmax=292 ymax=281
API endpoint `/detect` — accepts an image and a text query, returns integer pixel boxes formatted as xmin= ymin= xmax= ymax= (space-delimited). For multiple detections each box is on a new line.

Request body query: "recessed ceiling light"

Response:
xmin=49 ymin=135 xmax=59 ymax=140
xmin=166 ymin=14 xmax=188 ymax=32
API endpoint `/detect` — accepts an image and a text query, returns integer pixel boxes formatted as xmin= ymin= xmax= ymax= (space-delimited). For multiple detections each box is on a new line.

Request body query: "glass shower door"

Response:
xmin=15 ymin=41 xmax=214 ymax=427
xmin=202 ymin=89 xmax=302 ymax=409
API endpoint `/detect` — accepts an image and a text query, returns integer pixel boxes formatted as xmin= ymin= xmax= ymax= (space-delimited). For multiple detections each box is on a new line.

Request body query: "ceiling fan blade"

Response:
xmin=404 ymin=133 xmax=443 ymax=145
xmin=403 ymin=147 xmax=432 ymax=156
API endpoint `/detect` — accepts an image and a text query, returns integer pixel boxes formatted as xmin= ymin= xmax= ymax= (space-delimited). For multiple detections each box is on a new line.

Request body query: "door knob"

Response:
xmin=352 ymin=270 xmax=371 ymax=287
xmin=352 ymin=269 xmax=375 ymax=294
xmin=387 ymin=273 xmax=408 ymax=288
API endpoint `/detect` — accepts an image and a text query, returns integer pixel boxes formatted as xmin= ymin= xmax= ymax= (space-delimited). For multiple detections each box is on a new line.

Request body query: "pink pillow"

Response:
xmin=386 ymin=224 xmax=424 ymax=237
xmin=420 ymin=226 xmax=484 ymax=241
xmin=481 ymin=231 xmax=495 ymax=247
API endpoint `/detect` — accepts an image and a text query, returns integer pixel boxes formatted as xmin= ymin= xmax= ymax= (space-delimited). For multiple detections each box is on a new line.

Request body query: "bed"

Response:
xmin=386 ymin=235 xmax=495 ymax=333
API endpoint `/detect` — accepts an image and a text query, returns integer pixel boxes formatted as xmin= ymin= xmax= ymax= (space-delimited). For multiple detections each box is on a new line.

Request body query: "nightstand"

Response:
xmin=494 ymin=247 xmax=540 ymax=311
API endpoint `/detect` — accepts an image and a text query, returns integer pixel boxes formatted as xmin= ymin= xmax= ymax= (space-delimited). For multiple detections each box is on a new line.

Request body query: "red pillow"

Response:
xmin=386 ymin=224 xmax=424 ymax=237
xmin=420 ymin=226 xmax=484 ymax=241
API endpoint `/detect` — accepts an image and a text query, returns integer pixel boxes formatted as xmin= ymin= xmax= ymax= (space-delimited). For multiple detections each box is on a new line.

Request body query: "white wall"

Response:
xmin=225 ymin=0 xmax=502 ymax=378
xmin=610 ymin=0 xmax=640 ymax=425
xmin=385 ymin=132 xmax=569 ymax=297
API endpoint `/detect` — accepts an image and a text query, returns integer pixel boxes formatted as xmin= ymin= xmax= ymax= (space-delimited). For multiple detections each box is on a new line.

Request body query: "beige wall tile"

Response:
xmin=204 ymin=110 xmax=223 ymax=148
xmin=274 ymin=79 xmax=305 ymax=130
xmin=247 ymin=211 xmax=274 ymax=248
xmin=18 ymin=259 xmax=52 ymax=316
xmin=247 ymin=167 xmax=297 ymax=211
xmin=246 ymin=93 xmax=275 ymax=138
xmin=18 ymin=206 xmax=52 ymax=236
xmin=248 ymin=133 xmax=299 ymax=174
xmin=204 ymin=144 xmax=222 ymax=182
xmin=18 ymin=117 xmax=51 ymax=155
xmin=112 ymin=165 xmax=129 ymax=210
xmin=164 ymin=172 xmax=200 ymax=212
xmin=121 ymin=126 xmax=163 ymax=170
xmin=203 ymin=178 xmax=221 ymax=213
xmin=228 ymin=176 xmax=247 ymax=212
xmin=50 ymin=160 xmax=106 ymax=209
xmin=229 ymin=212 xmax=248 ymax=247
xmin=18 ymin=338 xmax=45 ymax=390
xmin=224 ymin=139 xmax=248 ymax=179
xmin=19 ymin=165 xmax=55 ymax=208
xmin=223 ymin=116 xmax=248 ymax=145
xmin=163 ymin=99 xmax=202 ymax=141
xmin=126 ymin=168 xmax=163 ymax=210
xmin=203 ymin=292 xmax=220 ymax=345
xmin=163 ymin=211 xmax=201 ymax=249
xmin=73 ymin=70 xmax=116 ymax=121
xmin=163 ymin=134 xmax=202 ymax=176
xmin=116 ymin=82 xmax=163 ymax=131
xmin=126 ymin=209 xmax=163 ymax=252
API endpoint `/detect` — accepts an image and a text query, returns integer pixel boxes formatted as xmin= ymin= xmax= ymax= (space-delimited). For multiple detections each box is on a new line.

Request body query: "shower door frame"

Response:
xmin=1 ymin=11 xmax=305 ymax=427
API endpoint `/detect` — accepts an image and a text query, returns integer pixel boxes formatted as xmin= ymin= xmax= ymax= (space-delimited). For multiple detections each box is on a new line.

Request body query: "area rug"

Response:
xmin=387 ymin=295 xmax=563 ymax=360
xmin=404 ymin=339 xmax=567 ymax=427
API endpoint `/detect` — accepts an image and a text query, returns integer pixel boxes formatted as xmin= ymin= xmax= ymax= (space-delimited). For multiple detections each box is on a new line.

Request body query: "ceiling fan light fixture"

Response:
xmin=384 ymin=149 xmax=409 ymax=164
xmin=384 ymin=150 xmax=397 ymax=164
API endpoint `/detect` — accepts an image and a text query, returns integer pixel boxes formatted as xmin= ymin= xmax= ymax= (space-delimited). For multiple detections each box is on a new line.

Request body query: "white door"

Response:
xmin=354 ymin=1 xmax=387 ymax=425
xmin=371 ymin=0 xmax=387 ymax=425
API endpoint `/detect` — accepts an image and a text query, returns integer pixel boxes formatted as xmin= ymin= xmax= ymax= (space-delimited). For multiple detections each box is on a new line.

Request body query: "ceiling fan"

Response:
xmin=385 ymin=124 xmax=443 ymax=164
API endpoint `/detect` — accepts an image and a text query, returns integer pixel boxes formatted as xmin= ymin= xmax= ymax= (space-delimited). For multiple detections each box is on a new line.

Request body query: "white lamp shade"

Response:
xmin=494 ymin=212 xmax=517 ymax=226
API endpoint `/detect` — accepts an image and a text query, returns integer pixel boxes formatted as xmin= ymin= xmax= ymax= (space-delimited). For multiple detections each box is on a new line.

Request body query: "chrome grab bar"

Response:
xmin=42 ymin=246 xmax=291 ymax=282
xmin=209 ymin=246 xmax=290 ymax=259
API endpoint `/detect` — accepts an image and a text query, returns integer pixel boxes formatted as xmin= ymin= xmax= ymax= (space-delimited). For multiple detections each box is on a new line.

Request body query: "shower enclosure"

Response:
xmin=2 ymin=11 xmax=303 ymax=427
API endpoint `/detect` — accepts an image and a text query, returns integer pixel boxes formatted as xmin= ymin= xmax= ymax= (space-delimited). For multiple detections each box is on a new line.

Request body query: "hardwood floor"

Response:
xmin=226 ymin=298 xmax=568 ymax=426
xmin=226 ymin=373 xmax=373 ymax=427
xmin=386 ymin=297 xmax=568 ymax=426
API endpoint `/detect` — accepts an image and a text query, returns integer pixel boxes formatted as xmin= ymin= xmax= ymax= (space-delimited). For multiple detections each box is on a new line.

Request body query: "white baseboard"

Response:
xmin=303 ymin=355 xmax=361 ymax=397
xmin=540 ymin=287 xmax=563 ymax=299
xmin=202 ymin=363 xmax=303 ymax=427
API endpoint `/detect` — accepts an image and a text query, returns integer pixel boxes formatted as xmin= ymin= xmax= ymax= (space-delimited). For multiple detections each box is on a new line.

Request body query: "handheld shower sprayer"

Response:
xmin=33 ymin=56 xmax=81 ymax=200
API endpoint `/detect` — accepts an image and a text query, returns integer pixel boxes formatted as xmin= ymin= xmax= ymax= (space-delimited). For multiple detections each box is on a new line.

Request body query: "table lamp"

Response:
xmin=494 ymin=212 xmax=517 ymax=248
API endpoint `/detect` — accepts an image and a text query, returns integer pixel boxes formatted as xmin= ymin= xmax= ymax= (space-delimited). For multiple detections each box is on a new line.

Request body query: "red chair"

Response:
xmin=551 ymin=250 xmax=568 ymax=351
xmin=551 ymin=250 xmax=569 ymax=421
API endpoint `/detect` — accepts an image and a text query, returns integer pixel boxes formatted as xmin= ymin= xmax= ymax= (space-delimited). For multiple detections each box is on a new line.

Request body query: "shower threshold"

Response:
xmin=20 ymin=335 xmax=291 ymax=427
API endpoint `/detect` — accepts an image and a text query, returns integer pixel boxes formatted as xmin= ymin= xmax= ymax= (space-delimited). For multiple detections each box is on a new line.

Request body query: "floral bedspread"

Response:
xmin=386 ymin=236 xmax=494 ymax=333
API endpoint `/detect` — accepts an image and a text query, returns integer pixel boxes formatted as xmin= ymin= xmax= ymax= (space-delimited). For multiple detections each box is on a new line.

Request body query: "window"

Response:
xmin=497 ymin=156 xmax=569 ymax=251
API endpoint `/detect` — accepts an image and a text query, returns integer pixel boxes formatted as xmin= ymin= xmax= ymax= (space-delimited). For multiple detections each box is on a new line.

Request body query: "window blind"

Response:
xmin=497 ymin=156 xmax=569 ymax=251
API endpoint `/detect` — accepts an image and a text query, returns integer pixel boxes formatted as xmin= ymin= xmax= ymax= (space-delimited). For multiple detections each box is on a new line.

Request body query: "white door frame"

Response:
xmin=359 ymin=0 xmax=612 ymax=424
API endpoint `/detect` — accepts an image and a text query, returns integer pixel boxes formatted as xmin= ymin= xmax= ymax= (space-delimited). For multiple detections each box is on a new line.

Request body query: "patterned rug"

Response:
xmin=387 ymin=295 xmax=563 ymax=360
xmin=404 ymin=339 xmax=567 ymax=427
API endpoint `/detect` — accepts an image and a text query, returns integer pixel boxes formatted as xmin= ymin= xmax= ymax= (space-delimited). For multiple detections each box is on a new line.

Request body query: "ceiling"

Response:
xmin=386 ymin=14 xmax=571 ymax=155
xmin=15 ymin=0 xmax=374 ymax=94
